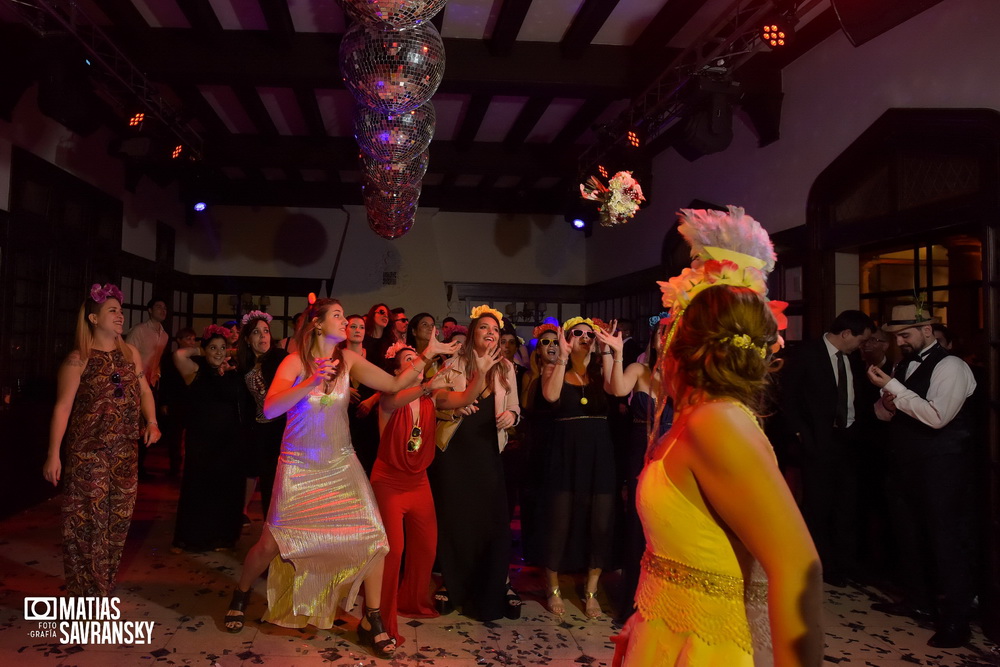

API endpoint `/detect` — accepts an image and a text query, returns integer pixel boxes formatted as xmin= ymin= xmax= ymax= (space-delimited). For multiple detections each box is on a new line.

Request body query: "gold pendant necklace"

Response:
xmin=570 ymin=370 xmax=588 ymax=405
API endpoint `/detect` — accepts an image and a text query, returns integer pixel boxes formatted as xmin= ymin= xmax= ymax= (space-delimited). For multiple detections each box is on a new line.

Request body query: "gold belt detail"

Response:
xmin=641 ymin=550 xmax=767 ymax=603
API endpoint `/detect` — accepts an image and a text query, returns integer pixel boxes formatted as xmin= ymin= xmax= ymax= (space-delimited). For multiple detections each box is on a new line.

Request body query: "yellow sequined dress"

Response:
xmin=264 ymin=371 xmax=389 ymax=628
xmin=615 ymin=415 xmax=773 ymax=666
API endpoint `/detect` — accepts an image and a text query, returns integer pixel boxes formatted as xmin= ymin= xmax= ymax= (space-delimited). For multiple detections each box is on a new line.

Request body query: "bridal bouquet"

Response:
xmin=580 ymin=170 xmax=645 ymax=227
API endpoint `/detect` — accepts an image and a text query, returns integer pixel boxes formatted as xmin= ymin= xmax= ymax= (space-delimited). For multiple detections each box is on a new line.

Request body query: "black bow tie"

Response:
xmin=905 ymin=347 xmax=935 ymax=364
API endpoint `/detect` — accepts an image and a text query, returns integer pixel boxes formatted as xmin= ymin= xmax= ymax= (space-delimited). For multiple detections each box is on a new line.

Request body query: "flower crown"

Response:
xmin=533 ymin=323 xmax=559 ymax=339
xmin=384 ymin=340 xmax=413 ymax=360
xmin=445 ymin=325 xmax=468 ymax=341
xmin=648 ymin=311 xmax=671 ymax=329
xmin=203 ymin=324 xmax=232 ymax=340
xmin=90 ymin=283 xmax=124 ymax=304
xmin=241 ymin=310 xmax=272 ymax=327
xmin=562 ymin=316 xmax=599 ymax=332
xmin=590 ymin=317 xmax=609 ymax=332
xmin=656 ymin=206 xmax=788 ymax=351
xmin=470 ymin=304 xmax=504 ymax=328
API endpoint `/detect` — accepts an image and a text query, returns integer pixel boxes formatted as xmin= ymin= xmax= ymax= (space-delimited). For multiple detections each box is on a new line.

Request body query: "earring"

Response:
xmin=316 ymin=327 xmax=323 ymax=336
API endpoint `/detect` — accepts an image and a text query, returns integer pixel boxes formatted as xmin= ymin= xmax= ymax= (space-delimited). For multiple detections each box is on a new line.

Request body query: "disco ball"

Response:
xmin=361 ymin=150 xmax=428 ymax=190
xmin=339 ymin=22 xmax=445 ymax=113
xmin=338 ymin=0 xmax=447 ymax=31
xmin=354 ymin=102 xmax=435 ymax=163
xmin=368 ymin=215 xmax=415 ymax=239
xmin=363 ymin=179 xmax=420 ymax=210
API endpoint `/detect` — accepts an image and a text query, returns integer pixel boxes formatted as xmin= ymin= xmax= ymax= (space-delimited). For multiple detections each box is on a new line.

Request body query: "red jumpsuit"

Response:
xmin=369 ymin=395 xmax=439 ymax=645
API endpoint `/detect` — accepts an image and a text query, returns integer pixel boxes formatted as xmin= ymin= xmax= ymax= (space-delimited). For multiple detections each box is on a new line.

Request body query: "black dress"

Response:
xmin=428 ymin=393 xmax=510 ymax=621
xmin=243 ymin=348 xmax=288 ymax=517
xmin=173 ymin=358 xmax=244 ymax=551
xmin=541 ymin=380 xmax=616 ymax=572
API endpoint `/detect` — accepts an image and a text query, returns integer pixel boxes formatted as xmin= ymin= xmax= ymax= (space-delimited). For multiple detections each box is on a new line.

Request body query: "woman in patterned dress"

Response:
xmin=44 ymin=283 xmax=160 ymax=596
xmin=223 ymin=298 xmax=458 ymax=660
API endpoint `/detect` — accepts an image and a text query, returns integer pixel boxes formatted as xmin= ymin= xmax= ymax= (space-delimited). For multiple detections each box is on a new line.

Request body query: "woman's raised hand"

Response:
xmin=310 ymin=356 xmax=340 ymax=386
xmin=473 ymin=342 xmax=502 ymax=375
xmin=596 ymin=327 xmax=623 ymax=355
xmin=425 ymin=327 xmax=461 ymax=357
xmin=556 ymin=332 xmax=572 ymax=361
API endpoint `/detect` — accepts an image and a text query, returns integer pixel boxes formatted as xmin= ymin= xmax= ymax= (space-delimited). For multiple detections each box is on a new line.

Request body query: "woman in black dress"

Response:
xmin=237 ymin=311 xmax=288 ymax=519
xmin=429 ymin=306 xmax=522 ymax=621
xmin=539 ymin=317 xmax=617 ymax=619
xmin=362 ymin=303 xmax=394 ymax=371
xmin=171 ymin=325 xmax=244 ymax=552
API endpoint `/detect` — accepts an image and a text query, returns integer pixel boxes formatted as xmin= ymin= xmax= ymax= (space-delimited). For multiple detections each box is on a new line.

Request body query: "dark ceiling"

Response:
xmin=1 ymin=0 xmax=847 ymax=215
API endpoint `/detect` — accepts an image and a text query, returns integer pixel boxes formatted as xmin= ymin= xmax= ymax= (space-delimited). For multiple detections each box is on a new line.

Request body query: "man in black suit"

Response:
xmin=781 ymin=310 xmax=875 ymax=587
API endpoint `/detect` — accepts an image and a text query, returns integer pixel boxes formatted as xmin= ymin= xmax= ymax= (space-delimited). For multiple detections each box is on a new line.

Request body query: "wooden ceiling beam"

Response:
xmin=560 ymin=0 xmax=620 ymax=58
xmin=172 ymin=84 xmax=230 ymax=137
xmin=454 ymin=94 xmax=492 ymax=149
xmin=294 ymin=87 xmax=327 ymax=138
xmin=488 ymin=0 xmax=533 ymax=57
xmin=112 ymin=30 xmax=642 ymax=98
xmin=503 ymin=96 xmax=552 ymax=149
xmin=233 ymin=85 xmax=279 ymax=136
xmin=634 ymin=0 xmax=704 ymax=55
xmin=258 ymin=0 xmax=295 ymax=39
xmin=97 ymin=0 xmax=150 ymax=32
xmin=552 ymin=98 xmax=612 ymax=146
xmin=175 ymin=0 xmax=223 ymax=32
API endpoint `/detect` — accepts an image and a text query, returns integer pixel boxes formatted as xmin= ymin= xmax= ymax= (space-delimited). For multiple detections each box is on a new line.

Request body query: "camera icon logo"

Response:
xmin=24 ymin=597 xmax=58 ymax=621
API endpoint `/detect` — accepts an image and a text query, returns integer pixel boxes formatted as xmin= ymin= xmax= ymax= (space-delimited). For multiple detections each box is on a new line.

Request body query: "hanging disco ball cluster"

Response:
xmin=338 ymin=0 xmax=447 ymax=239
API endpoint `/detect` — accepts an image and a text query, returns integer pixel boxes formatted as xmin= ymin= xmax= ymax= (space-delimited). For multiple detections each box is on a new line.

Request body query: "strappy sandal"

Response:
xmin=583 ymin=589 xmax=603 ymax=619
xmin=224 ymin=587 xmax=252 ymax=633
xmin=546 ymin=586 xmax=565 ymax=617
xmin=504 ymin=582 xmax=523 ymax=620
xmin=434 ymin=587 xmax=454 ymax=614
xmin=357 ymin=606 xmax=396 ymax=659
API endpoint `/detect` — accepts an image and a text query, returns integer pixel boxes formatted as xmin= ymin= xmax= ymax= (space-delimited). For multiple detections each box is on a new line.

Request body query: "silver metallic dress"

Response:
xmin=264 ymin=371 xmax=388 ymax=628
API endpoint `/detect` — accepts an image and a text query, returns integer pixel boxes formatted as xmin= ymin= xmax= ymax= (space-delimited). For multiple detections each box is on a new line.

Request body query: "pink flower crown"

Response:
xmin=203 ymin=324 xmax=232 ymax=340
xmin=241 ymin=310 xmax=272 ymax=327
xmin=384 ymin=340 xmax=414 ymax=360
xmin=90 ymin=283 xmax=124 ymax=304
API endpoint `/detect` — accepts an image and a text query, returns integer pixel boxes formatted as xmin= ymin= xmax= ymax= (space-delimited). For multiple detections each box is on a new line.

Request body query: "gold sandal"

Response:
xmin=583 ymin=590 xmax=603 ymax=619
xmin=547 ymin=587 xmax=565 ymax=617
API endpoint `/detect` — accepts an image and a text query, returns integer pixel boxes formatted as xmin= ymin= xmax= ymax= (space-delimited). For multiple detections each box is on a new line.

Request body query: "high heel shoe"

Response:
xmin=546 ymin=587 xmax=565 ymax=617
xmin=357 ymin=606 xmax=396 ymax=659
xmin=504 ymin=583 xmax=522 ymax=620
xmin=434 ymin=587 xmax=454 ymax=615
xmin=583 ymin=589 xmax=603 ymax=619
xmin=224 ymin=587 xmax=252 ymax=633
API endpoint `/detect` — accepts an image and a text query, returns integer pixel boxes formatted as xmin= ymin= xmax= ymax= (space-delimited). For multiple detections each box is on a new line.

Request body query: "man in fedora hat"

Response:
xmin=867 ymin=302 xmax=977 ymax=648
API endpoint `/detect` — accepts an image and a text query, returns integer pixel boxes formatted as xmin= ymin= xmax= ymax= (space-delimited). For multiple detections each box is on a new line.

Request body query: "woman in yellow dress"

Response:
xmin=614 ymin=207 xmax=823 ymax=667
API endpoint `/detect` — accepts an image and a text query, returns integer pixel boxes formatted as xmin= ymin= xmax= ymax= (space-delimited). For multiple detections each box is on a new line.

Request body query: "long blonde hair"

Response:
xmin=457 ymin=314 xmax=511 ymax=393
xmin=74 ymin=298 xmax=129 ymax=362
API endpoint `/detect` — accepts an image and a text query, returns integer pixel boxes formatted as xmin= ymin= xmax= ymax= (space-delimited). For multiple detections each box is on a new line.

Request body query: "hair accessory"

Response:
xmin=89 ymin=283 xmax=124 ymax=304
xmin=720 ymin=333 xmax=767 ymax=359
xmin=533 ymin=323 xmax=559 ymax=339
xmin=470 ymin=304 xmax=504 ymax=328
xmin=240 ymin=310 xmax=273 ymax=327
xmin=308 ymin=292 xmax=317 ymax=305
xmin=589 ymin=317 xmax=608 ymax=332
xmin=203 ymin=324 xmax=232 ymax=340
xmin=561 ymin=316 xmax=597 ymax=332
xmin=648 ymin=311 xmax=671 ymax=328
xmin=385 ymin=340 xmax=414 ymax=360
xmin=446 ymin=325 xmax=468 ymax=340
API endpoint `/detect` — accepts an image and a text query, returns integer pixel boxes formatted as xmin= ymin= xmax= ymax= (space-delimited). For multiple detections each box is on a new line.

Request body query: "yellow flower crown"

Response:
xmin=470 ymin=304 xmax=504 ymax=328
xmin=720 ymin=333 xmax=767 ymax=359
xmin=562 ymin=316 xmax=600 ymax=332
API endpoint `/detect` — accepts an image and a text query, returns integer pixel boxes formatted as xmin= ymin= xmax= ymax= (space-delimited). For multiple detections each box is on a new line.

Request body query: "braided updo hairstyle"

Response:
xmin=663 ymin=284 xmax=779 ymax=412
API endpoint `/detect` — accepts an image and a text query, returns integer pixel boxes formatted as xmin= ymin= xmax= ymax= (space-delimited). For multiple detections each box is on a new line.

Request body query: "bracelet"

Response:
xmin=420 ymin=381 xmax=433 ymax=396
xmin=554 ymin=359 xmax=568 ymax=366
xmin=614 ymin=359 xmax=623 ymax=364
xmin=601 ymin=351 xmax=613 ymax=355
xmin=147 ymin=421 xmax=158 ymax=426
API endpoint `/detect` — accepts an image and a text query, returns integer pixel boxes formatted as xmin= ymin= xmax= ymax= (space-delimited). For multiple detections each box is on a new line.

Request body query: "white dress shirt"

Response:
xmin=875 ymin=342 xmax=976 ymax=428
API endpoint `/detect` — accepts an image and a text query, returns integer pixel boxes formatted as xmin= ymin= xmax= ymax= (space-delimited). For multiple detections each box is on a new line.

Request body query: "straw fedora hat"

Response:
xmin=882 ymin=303 xmax=940 ymax=333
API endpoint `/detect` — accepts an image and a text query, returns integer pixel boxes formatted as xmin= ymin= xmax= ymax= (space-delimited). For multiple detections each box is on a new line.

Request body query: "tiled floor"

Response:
xmin=1 ymin=453 xmax=998 ymax=666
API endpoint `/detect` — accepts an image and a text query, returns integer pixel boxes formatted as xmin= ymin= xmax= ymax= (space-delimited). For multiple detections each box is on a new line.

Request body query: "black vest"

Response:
xmin=891 ymin=345 xmax=971 ymax=458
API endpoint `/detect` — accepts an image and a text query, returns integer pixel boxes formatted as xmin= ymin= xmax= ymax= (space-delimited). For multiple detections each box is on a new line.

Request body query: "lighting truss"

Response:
xmin=3 ymin=0 xmax=203 ymax=159
xmin=578 ymin=0 xmax=792 ymax=175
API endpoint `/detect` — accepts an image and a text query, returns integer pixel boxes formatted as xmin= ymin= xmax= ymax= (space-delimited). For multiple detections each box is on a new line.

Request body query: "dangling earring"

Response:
xmin=316 ymin=327 xmax=323 ymax=336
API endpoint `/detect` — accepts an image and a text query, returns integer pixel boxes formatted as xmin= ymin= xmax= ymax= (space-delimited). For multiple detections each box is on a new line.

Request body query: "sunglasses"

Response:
xmin=375 ymin=309 xmax=388 ymax=316
xmin=406 ymin=425 xmax=422 ymax=453
xmin=397 ymin=317 xmax=409 ymax=323
xmin=110 ymin=371 xmax=124 ymax=399
xmin=570 ymin=330 xmax=596 ymax=339
xmin=539 ymin=339 xmax=555 ymax=346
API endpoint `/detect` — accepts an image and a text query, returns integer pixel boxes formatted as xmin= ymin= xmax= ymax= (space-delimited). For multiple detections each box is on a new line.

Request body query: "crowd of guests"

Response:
xmin=44 ymin=259 xmax=986 ymax=662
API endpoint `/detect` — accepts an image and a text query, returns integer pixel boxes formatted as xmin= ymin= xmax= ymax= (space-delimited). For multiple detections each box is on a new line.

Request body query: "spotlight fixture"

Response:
xmin=171 ymin=144 xmax=183 ymax=159
xmin=193 ymin=202 xmax=206 ymax=212
xmin=597 ymin=164 xmax=608 ymax=179
xmin=128 ymin=112 xmax=144 ymax=129
xmin=762 ymin=18 xmax=793 ymax=47
xmin=572 ymin=217 xmax=586 ymax=229
xmin=626 ymin=129 xmax=641 ymax=149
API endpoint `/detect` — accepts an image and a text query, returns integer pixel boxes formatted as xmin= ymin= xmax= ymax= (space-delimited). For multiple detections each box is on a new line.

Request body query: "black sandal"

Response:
xmin=504 ymin=583 xmax=522 ymax=620
xmin=225 ymin=587 xmax=251 ymax=633
xmin=434 ymin=587 xmax=454 ymax=615
xmin=357 ymin=606 xmax=396 ymax=659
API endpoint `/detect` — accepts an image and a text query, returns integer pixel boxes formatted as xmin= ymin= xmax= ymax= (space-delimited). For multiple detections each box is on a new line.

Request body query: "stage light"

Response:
xmin=762 ymin=19 xmax=792 ymax=47
xmin=626 ymin=129 xmax=641 ymax=149
xmin=193 ymin=202 xmax=206 ymax=212
xmin=597 ymin=164 xmax=608 ymax=179
xmin=171 ymin=144 xmax=183 ymax=159
xmin=572 ymin=218 xmax=585 ymax=229
xmin=128 ymin=112 xmax=144 ymax=131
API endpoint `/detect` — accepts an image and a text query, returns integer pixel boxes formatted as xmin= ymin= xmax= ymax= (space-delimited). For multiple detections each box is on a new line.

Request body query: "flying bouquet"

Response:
xmin=580 ymin=170 xmax=645 ymax=227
